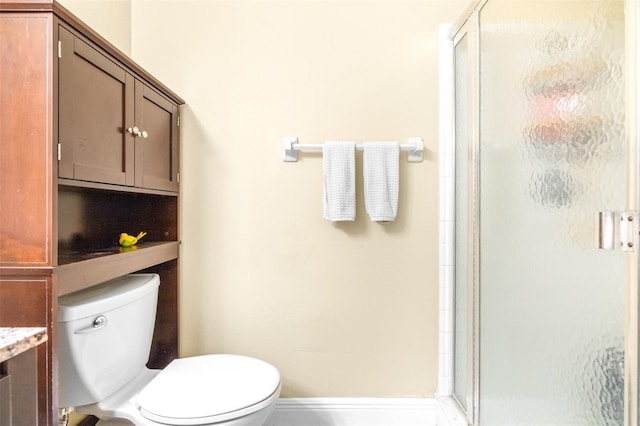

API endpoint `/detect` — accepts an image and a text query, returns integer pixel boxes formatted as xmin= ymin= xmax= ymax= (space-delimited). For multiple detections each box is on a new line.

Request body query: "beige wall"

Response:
xmin=62 ymin=0 xmax=468 ymax=398
xmin=57 ymin=0 xmax=131 ymax=55
xmin=128 ymin=0 xmax=466 ymax=398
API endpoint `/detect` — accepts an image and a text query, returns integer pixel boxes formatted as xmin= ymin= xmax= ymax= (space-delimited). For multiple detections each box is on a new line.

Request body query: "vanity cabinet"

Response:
xmin=0 ymin=2 xmax=184 ymax=425
xmin=58 ymin=26 xmax=179 ymax=193
xmin=0 ymin=328 xmax=48 ymax=426
xmin=0 ymin=348 xmax=39 ymax=425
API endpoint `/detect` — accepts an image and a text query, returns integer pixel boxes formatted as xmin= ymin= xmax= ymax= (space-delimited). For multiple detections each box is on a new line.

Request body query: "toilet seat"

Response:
xmin=137 ymin=354 xmax=281 ymax=425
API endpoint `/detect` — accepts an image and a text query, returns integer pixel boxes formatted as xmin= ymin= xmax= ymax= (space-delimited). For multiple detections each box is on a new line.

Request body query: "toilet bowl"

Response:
xmin=57 ymin=274 xmax=281 ymax=426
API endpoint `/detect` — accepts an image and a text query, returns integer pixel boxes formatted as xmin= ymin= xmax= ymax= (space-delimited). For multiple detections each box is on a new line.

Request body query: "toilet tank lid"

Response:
xmin=58 ymin=273 xmax=160 ymax=322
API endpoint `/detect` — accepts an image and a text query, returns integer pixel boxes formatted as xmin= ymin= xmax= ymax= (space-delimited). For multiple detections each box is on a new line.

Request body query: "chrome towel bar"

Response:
xmin=283 ymin=137 xmax=424 ymax=163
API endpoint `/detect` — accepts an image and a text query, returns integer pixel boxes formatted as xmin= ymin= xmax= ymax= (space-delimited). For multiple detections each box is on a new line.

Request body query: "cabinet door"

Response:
xmin=134 ymin=80 xmax=179 ymax=192
xmin=58 ymin=26 xmax=135 ymax=186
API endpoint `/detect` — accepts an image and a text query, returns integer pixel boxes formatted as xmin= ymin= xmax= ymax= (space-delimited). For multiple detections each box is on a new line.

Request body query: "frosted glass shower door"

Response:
xmin=477 ymin=1 xmax=626 ymax=425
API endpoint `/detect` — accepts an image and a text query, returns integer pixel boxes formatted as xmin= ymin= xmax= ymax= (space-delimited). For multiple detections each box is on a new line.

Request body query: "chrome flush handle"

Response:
xmin=74 ymin=315 xmax=108 ymax=334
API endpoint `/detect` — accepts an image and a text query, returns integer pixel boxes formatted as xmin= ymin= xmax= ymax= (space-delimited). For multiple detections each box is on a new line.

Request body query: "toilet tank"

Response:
xmin=57 ymin=273 xmax=160 ymax=408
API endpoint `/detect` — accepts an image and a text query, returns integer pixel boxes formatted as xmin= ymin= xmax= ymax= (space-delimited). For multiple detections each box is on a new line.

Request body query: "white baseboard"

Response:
xmin=264 ymin=398 xmax=438 ymax=426
xmin=435 ymin=396 xmax=468 ymax=426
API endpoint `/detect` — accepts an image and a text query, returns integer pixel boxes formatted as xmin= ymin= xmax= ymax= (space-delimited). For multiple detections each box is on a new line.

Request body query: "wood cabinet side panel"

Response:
xmin=143 ymin=259 xmax=178 ymax=369
xmin=0 ymin=13 xmax=54 ymax=267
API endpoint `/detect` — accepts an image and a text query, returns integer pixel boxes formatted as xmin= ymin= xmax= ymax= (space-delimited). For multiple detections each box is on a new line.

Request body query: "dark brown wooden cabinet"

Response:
xmin=58 ymin=26 xmax=179 ymax=193
xmin=58 ymin=25 xmax=135 ymax=187
xmin=0 ymin=2 xmax=184 ymax=425
xmin=134 ymin=80 xmax=180 ymax=192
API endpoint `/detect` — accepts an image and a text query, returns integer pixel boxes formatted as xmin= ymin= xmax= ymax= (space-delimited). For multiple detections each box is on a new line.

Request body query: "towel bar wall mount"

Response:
xmin=283 ymin=137 xmax=424 ymax=163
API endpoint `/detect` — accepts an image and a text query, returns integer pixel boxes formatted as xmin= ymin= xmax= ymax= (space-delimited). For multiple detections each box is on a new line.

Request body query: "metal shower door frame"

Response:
xmin=451 ymin=2 xmax=483 ymax=425
xmin=627 ymin=1 xmax=640 ymax=423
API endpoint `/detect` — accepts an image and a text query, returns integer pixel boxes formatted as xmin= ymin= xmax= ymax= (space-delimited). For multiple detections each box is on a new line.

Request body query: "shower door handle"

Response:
xmin=596 ymin=211 xmax=637 ymax=252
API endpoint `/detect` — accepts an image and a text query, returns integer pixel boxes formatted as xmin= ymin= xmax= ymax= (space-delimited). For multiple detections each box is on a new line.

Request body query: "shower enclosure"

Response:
xmin=441 ymin=0 xmax=639 ymax=425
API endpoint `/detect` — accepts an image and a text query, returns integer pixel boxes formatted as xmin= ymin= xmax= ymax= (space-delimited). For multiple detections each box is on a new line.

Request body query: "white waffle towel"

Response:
xmin=323 ymin=141 xmax=356 ymax=221
xmin=363 ymin=142 xmax=400 ymax=222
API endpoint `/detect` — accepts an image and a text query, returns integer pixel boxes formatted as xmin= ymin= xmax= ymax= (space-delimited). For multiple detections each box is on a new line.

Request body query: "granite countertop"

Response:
xmin=0 ymin=327 xmax=48 ymax=363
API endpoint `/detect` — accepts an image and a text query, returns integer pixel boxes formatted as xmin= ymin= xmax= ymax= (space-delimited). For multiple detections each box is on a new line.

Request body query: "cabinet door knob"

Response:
xmin=126 ymin=127 xmax=148 ymax=138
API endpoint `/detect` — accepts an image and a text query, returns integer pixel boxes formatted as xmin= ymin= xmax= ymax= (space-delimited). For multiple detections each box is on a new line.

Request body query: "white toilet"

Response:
xmin=57 ymin=273 xmax=281 ymax=426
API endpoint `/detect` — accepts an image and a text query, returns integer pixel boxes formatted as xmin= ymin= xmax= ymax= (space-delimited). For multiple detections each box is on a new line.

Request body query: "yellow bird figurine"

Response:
xmin=119 ymin=231 xmax=147 ymax=247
